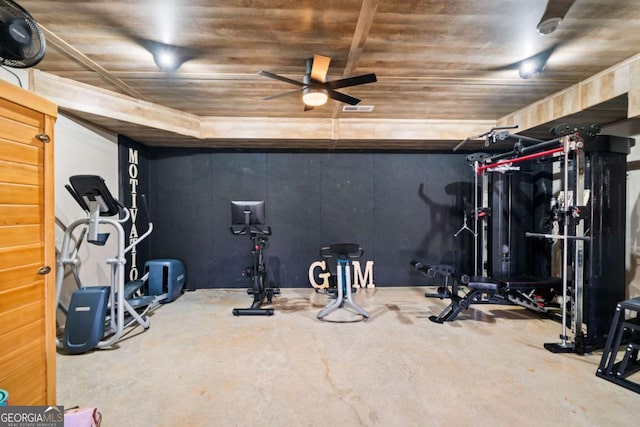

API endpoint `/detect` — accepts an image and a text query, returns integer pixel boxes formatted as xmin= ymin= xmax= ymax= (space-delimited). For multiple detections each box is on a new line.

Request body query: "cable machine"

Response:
xmin=418 ymin=125 xmax=634 ymax=354
xmin=467 ymin=126 xmax=633 ymax=354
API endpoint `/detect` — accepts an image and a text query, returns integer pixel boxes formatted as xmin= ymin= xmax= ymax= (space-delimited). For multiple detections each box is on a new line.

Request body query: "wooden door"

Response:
xmin=0 ymin=80 xmax=57 ymax=405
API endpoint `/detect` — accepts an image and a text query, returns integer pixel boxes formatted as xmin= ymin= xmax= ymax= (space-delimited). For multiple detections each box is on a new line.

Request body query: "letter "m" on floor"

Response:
xmin=352 ymin=261 xmax=375 ymax=288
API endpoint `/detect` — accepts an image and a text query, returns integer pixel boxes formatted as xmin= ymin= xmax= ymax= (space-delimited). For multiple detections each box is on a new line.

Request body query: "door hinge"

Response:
xmin=36 ymin=133 xmax=51 ymax=143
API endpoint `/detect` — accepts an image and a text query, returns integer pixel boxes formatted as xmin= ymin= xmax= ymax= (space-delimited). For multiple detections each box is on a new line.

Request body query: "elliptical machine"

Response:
xmin=229 ymin=200 xmax=279 ymax=316
xmin=56 ymin=175 xmax=169 ymax=353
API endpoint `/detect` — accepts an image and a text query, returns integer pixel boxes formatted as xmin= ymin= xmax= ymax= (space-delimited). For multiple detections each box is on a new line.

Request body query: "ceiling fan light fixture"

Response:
xmin=302 ymin=87 xmax=328 ymax=106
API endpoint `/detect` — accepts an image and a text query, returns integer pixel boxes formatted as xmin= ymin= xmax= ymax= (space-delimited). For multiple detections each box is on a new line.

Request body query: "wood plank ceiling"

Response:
xmin=13 ymin=0 xmax=640 ymax=149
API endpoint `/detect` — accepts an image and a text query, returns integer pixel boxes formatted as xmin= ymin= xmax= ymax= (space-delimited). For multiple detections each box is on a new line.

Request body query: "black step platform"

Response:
xmin=596 ymin=296 xmax=640 ymax=394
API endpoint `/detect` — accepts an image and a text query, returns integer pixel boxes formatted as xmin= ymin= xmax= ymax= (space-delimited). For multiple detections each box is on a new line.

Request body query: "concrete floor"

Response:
xmin=57 ymin=287 xmax=638 ymax=426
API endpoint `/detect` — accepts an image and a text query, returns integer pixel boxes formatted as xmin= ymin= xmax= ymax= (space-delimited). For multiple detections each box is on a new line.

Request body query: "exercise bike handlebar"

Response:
xmin=229 ymin=224 xmax=272 ymax=237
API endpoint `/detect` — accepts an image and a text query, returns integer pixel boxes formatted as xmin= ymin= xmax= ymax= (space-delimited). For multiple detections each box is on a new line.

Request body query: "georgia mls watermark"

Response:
xmin=0 ymin=406 xmax=64 ymax=427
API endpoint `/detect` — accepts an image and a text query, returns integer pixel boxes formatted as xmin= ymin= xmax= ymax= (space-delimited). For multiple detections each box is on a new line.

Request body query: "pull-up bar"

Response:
xmin=483 ymin=136 xmax=565 ymax=164
xmin=476 ymin=146 xmax=564 ymax=174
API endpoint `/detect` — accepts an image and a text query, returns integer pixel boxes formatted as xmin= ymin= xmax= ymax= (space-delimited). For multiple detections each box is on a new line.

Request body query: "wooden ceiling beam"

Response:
xmin=629 ymin=59 xmax=640 ymax=118
xmin=30 ymin=70 xmax=199 ymax=137
xmin=331 ymin=0 xmax=381 ymax=141
xmin=29 ymin=69 xmax=492 ymax=142
xmin=200 ymin=116 xmax=494 ymax=142
xmin=344 ymin=0 xmax=380 ymax=77
xmin=498 ymin=53 xmax=640 ymax=130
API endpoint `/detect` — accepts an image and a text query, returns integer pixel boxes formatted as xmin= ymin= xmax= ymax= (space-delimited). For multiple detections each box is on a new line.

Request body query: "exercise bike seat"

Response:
xmin=320 ymin=243 xmax=363 ymax=260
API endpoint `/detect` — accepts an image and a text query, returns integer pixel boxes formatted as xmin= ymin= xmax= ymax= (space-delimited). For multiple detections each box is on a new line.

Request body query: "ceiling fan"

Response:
xmin=0 ymin=0 xmax=46 ymax=68
xmin=259 ymin=54 xmax=377 ymax=110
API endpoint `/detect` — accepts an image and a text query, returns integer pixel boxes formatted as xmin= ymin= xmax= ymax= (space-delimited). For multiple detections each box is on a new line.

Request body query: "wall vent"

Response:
xmin=342 ymin=105 xmax=374 ymax=113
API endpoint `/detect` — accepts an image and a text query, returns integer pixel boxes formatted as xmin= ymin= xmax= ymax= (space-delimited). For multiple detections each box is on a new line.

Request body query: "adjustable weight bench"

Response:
xmin=412 ymin=261 xmax=501 ymax=323
xmin=429 ymin=276 xmax=503 ymax=323
xmin=412 ymin=261 xmax=561 ymax=323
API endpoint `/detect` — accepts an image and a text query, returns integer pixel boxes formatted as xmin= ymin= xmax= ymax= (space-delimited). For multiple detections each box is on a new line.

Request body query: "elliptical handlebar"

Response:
xmin=117 ymin=205 xmax=131 ymax=223
xmin=139 ymin=194 xmax=152 ymax=222
xmin=123 ymin=194 xmax=153 ymax=254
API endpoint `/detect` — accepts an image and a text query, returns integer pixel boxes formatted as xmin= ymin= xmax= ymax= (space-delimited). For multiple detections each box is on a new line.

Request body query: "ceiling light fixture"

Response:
xmin=150 ymin=42 xmax=186 ymax=72
xmin=302 ymin=87 xmax=328 ymax=106
xmin=518 ymin=48 xmax=554 ymax=79
xmin=154 ymin=50 xmax=177 ymax=71
xmin=519 ymin=58 xmax=544 ymax=79
xmin=300 ymin=71 xmax=328 ymax=106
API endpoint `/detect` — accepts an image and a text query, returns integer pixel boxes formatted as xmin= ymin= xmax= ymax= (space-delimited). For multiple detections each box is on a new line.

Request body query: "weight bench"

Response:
xmin=428 ymin=276 xmax=504 ymax=323
xmin=412 ymin=261 xmax=561 ymax=323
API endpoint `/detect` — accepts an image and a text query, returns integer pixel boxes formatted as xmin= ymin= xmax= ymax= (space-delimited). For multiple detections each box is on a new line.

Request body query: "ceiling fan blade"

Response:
xmin=304 ymin=104 xmax=315 ymax=112
xmin=262 ymin=88 xmax=304 ymax=100
xmin=537 ymin=0 xmax=576 ymax=34
xmin=325 ymin=73 xmax=377 ymax=90
xmin=327 ymin=89 xmax=361 ymax=105
xmin=258 ymin=70 xmax=305 ymax=87
xmin=310 ymin=54 xmax=331 ymax=82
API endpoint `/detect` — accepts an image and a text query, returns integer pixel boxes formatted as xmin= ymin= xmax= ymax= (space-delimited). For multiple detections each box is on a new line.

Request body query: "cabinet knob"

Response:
xmin=38 ymin=266 xmax=51 ymax=275
xmin=36 ymin=133 xmax=51 ymax=143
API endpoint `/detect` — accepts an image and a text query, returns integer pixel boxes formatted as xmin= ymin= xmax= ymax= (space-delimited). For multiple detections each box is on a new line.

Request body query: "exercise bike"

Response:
xmin=229 ymin=200 xmax=279 ymax=316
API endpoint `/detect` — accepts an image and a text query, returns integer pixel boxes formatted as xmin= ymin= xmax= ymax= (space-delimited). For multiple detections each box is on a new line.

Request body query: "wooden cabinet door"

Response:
xmin=0 ymin=82 xmax=57 ymax=405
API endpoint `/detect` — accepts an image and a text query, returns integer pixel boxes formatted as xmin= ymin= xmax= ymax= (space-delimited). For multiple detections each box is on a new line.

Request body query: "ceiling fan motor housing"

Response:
xmin=1 ymin=17 xmax=30 ymax=59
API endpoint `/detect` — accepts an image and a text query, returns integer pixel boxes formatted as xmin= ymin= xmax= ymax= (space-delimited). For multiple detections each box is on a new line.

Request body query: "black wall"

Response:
xmin=145 ymin=149 xmax=475 ymax=289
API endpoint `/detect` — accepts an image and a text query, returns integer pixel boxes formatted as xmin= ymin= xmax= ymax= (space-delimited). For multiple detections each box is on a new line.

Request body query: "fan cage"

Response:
xmin=0 ymin=0 xmax=46 ymax=68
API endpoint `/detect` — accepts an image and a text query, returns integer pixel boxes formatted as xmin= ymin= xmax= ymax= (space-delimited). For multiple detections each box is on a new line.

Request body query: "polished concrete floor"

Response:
xmin=57 ymin=287 xmax=639 ymax=426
